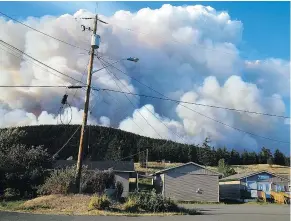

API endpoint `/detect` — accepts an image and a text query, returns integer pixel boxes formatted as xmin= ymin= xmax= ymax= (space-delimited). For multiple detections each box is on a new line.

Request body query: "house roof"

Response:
xmin=54 ymin=160 xmax=135 ymax=172
xmin=152 ymin=162 xmax=221 ymax=176
xmin=219 ymin=170 xmax=290 ymax=182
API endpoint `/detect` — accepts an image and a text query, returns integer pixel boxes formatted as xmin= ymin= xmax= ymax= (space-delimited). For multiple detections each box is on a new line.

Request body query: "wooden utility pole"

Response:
xmin=75 ymin=14 xmax=98 ymax=192
xmin=146 ymin=149 xmax=148 ymax=174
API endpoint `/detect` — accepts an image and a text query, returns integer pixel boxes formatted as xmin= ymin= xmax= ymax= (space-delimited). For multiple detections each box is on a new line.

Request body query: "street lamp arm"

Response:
xmin=92 ymin=57 xmax=139 ymax=74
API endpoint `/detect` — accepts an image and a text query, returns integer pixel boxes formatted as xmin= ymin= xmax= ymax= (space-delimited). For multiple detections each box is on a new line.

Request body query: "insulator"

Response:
xmin=61 ymin=94 xmax=68 ymax=105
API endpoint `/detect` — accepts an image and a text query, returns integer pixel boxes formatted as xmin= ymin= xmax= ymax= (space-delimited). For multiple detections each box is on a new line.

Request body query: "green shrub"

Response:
xmin=115 ymin=181 xmax=123 ymax=199
xmin=81 ymin=169 xmax=115 ymax=194
xmin=3 ymin=188 xmax=20 ymax=200
xmin=38 ymin=167 xmax=117 ymax=196
xmin=128 ymin=190 xmax=179 ymax=212
xmin=0 ymin=144 xmax=52 ymax=197
xmin=37 ymin=167 xmax=76 ymax=195
xmin=88 ymin=194 xmax=111 ymax=210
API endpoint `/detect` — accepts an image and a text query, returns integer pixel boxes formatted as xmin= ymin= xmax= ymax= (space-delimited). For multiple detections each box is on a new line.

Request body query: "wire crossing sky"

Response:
xmin=0 ymin=2 xmax=289 ymax=153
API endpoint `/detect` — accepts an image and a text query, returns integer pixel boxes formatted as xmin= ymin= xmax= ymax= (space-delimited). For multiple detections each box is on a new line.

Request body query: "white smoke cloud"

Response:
xmin=0 ymin=106 xmax=98 ymax=127
xmin=0 ymin=4 xmax=289 ymax=152
xmin=244 ymin=59 xmax=290 ymax=97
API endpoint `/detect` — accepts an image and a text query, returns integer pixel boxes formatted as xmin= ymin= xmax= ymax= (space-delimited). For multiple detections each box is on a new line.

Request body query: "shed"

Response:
xmin=219 ymin=170 xmax=290 ymax=200
xmin=152 ymin=162 xmax=220 ymax=202
xmin=54 ymin=160 xmax=135 ymax=197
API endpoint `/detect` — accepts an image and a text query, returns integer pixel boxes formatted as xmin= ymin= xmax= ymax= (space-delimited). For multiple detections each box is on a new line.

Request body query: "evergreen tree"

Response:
xmin=248 ymin=152 xmax=258 ymax=164
xmin=229 ymin=149 xmax=241 ymax=165
xmin=217 ymin=158 xmax=236 ymax=177
xmin=274 ymin=149 xmax=286 ymax=165
xmin=198 ymin=138 xmax=215 ymax=166
xmin=241 ymin=150 xmax=249 ymax=165
xmin=258 ymin=147 xmax=272 ymax=164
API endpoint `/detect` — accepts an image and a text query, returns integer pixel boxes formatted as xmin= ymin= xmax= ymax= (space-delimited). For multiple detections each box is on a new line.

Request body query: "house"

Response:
xmin=219 ymin=170 xmax=290 ymax=201
xmin=54 ymin=160 xmax=135 ymax=197
xmin=152 ymin=162 xmax=221 ymax=202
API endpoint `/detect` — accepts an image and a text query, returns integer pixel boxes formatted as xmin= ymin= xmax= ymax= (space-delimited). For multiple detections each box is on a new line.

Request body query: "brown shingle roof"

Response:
xmin=219 ymin=170 xmax=290 ymax=181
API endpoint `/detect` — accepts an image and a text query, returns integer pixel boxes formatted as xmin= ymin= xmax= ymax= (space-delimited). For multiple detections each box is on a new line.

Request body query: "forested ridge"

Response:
xmin=0 ymin=125 xmax=289 ymax=166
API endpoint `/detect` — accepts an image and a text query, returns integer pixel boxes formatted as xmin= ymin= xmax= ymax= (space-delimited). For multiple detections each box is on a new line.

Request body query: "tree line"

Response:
xmin=0 ymin=125 xmax=289 ymax=167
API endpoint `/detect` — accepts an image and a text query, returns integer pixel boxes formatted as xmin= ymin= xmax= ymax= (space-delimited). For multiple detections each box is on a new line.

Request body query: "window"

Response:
xmin=258 ymin=184 xmax=263 ymax=191
xmin=265 ymin=184 xmax=270 ymax=192
xmin=247 ymin=181 xmax=257 ymax=190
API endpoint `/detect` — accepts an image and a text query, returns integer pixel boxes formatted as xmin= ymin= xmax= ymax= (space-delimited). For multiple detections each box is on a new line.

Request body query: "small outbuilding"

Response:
xmin=152 ymin=162 xmax=221 ymax=202
xmin=219 ymin=170 xmax=290 ymax=201
xmin=54 ymin=160 xmax=135 ymax=197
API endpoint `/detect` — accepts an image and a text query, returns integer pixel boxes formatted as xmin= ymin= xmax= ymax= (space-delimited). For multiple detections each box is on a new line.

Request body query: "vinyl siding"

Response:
xmin=115 ymin=172 xmax=129 ymax=197
xmin=163 ymin=164 xmax=219 ymax=202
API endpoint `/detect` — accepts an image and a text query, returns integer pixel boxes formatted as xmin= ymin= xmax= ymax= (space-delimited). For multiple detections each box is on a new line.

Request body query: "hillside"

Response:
xmin=135 ymin=162 xmax=290 ymax=177
xmin=0 ymin=125 xmax=198 ymax=162
xmin=0 ymin=125 xmax=289 ymax=167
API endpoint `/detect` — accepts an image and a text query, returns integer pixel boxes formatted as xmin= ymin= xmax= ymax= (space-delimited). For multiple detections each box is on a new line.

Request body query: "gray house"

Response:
xmin=219 ymin=170 xmax=290 ymax=201
xmin=152 ymin=162 xmax=220 ymax=202
xmin=54 ymin=160 xmax=135 ymax=197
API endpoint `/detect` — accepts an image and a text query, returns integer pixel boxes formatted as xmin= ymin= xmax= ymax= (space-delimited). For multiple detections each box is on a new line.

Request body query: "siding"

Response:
xmin=219 ymin=181 xmax=241 ymax=199
xmin=115 ymin=172 xmax=129 ymax=197
xmin=163 ymin=164 xmax=219 ymax=202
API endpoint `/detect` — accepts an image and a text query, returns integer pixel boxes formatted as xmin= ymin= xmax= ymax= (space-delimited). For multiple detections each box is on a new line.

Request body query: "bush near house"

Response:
xmin=37 ymin=167 xmax=77 ymax=195
xmin=115 ymin=181 xmax=124 ymax=200
xmin=88 ymin=194 xmax=111 ymax=210
xmin=38 ymin=166 xmax=117 ymax=195
xmin=126 ymin=190 xmax=179 ymax=212
xmin=0 ymin=144 xmax=52 ymax=198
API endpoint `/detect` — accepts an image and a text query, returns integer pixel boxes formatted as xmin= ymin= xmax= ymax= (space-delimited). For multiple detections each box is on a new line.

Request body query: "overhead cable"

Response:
xmin=99 ymin=57 xmax=290 ymax=144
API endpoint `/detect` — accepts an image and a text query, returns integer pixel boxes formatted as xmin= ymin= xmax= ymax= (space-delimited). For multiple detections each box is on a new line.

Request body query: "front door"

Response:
xmin=258 ymin=182 xmax=271 ymax=198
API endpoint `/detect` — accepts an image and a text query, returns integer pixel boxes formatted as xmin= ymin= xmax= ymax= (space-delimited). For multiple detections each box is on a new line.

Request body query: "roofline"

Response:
xmin=220 ymin=170 xmax=290 ymax=182
xmin=152 ymin=162 xmax=221 ymax=176
xmin=114 ymin=170 xmax=135 ymax=173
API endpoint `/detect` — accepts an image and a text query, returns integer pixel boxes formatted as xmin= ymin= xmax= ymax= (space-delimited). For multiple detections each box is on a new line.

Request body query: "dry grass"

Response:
xmin=1 ymin=195 xmax=198 ymax=216
xmin=208 ymin=164 xmax=290 ymax=176
xmin=135 ymin=162 xmax=290 ymax=176
xmin=134 ymin=162 xmax=183 ymax=174
xmin=18 ymin=194 xmax=91 ymax=215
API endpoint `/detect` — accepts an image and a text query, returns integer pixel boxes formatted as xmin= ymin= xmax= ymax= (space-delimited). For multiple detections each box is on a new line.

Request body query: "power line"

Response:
xmin=96 ymin=89 xmax=290 ymax=119
xmin=0 ymin=40 xmax=101 ymax=120
xmin=0 ymin=11 xmax=112 ymax=60
xmin=0 ymin=40 xmax=87 ymax=85
xmin=0 ymin=85 xmax=68 ymax=88
xmin=53 ymin=125 xmax=81 ymax=159
xmin=99 ymin=58 xmax=188 ymax=143
xmin=1 ymin=38 xmax=288 ymax=143
xmin=98 ymin=58 xmax=153 ymax=137
xmin=0 ymin=11 xmax=90 ymax=53
xmin=1 ymin=83 xmax=289 ymax=119
xmin=99 ymin=57 xmax=290 ymax=144
xmin=52 ymin=91 xmax=102 ymax=159
xmin=0 ymin=39 xmax=100 ymax=107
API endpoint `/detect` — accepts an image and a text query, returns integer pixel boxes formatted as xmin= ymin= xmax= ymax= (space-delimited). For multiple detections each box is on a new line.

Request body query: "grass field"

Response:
xmin=135 ymin=162 xmax=290 ymax=176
